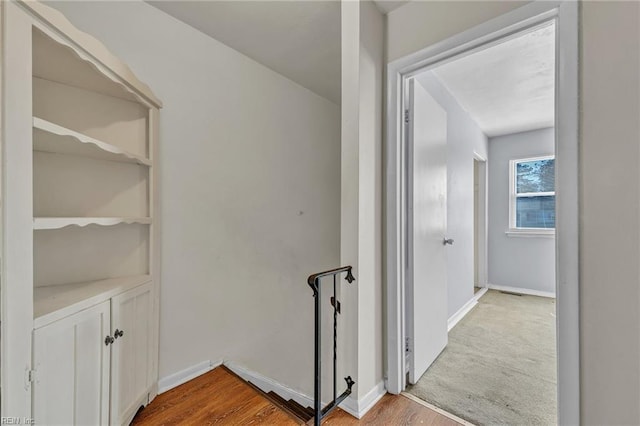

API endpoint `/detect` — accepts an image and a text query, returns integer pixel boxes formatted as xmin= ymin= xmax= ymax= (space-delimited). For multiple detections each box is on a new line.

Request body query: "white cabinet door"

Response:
xmin=33 ymin=301 xmax=111 ymax=426
xmin=110 ymin=283 xmax=152 ymax=425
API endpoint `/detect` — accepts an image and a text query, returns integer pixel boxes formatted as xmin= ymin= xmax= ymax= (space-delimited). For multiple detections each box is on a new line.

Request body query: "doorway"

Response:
xmin=385 ymin=2 xmax=579 ymax=425
xmin=404 ymin=25 xmax=558 ymax=421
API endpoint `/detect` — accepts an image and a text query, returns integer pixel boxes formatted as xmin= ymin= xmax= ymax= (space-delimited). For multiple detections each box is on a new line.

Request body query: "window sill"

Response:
xmin=506 ymin=229 xmax=555 ymax=238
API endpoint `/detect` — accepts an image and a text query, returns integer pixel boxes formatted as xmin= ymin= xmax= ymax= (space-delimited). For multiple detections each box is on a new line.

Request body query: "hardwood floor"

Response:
xmin=131 ymin=368 xmax=298 ymax=425
xmin=132 ymin=367 xmax=462 ymax=425
xmin=324 ymin=394 xmax=462 ymax=425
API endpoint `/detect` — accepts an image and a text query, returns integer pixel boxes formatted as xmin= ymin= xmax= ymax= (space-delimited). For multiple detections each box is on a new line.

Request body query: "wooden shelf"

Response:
xmin=33 ymin=117 xmax=151 ymax=166
xmin=34 ymin=275 xmax=152 ymax=328
xmin=34 ymin=217 xmax=151 ymax=230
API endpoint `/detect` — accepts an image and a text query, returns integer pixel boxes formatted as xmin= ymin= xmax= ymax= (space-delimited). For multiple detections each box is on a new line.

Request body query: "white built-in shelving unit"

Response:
xmin=33 ymin=275 xmax=152 ymax=329
xmin=2 ymin=1 xmax=163 ymax=424
xmin=33 ymin=117 xmax=153 ymax=166
xmin=33 ymin=217 xmax=152 ymax=230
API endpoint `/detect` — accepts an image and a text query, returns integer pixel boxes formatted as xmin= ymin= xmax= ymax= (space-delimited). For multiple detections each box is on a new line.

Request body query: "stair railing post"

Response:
xmin=333 ymin=274 xmax=337 ymax=403
xmin=313 ymin=277 xmax=321 ymax=426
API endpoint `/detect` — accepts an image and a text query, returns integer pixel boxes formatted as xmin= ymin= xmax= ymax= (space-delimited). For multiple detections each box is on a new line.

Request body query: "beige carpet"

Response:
xmin=407 ymin=290 xmax=557 ymax=426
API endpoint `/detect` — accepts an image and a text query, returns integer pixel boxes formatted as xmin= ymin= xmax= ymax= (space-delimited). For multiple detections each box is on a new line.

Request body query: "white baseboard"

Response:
xmin=223 ymin=361 xmax=315 ymax=409
xmin=158 ymin=360 xmax=387 ymax=420
xmin=340 ymin=381 xmax=386 ymax=419
xmin=487 ymin=283 xmax=555 ymax=298
xmin=447 ymin=287 xmax=487 ymax=331
xmin=158 ymin=359 xmax=222 ymax=394
xmin=225 ymin=361 xmax=386 ymax=419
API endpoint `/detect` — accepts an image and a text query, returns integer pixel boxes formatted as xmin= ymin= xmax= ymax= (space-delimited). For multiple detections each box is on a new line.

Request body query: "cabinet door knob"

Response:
xmin=105 ymin=335 xmax=114 ymax=346
xmin=114 ymin=329 xmax=124 ymax=339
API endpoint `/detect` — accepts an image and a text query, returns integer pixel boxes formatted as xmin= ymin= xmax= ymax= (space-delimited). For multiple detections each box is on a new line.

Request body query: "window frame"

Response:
xmin=508 ymin=155 xmax=556 ymax=237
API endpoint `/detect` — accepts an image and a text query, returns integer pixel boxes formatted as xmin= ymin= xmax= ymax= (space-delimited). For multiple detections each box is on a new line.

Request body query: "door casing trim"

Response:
xmin=384 ymin=2 xmax=579 ymax=425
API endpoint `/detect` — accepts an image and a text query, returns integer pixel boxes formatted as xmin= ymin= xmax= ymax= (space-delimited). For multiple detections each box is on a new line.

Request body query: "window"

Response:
xmin=509 ymin=156 xmax=555 ymax=234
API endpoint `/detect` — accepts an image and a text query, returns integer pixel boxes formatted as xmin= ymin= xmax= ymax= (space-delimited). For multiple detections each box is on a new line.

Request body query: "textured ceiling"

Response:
xmin=426 ymin=23 xmax=555 ymax=137
xmin=148 ymin=1 xmax=341 ymax=104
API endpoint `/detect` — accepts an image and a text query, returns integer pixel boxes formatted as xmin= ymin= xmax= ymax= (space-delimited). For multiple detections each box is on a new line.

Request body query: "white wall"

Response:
xmin=340 ymin=0 xmax=385 ymax=412
xmin=340 ymin=0 xmax=360 ymax=400
xmin=49 ymin=0 xmax=341 ymax=400
xmin=415 ymin=72 xmax=488 ymax=318
xmin=487 ymin=128 xmax=555 ymax=295
xmin=386 ymin=1 xmax=528 ymax=63
xmin=388 ymin=1 xmax=640 ymax=423
xmin=356 ymin=0 xmax=385 ymax=404
xmin=581 ymin=2 xmax=640 ymax=424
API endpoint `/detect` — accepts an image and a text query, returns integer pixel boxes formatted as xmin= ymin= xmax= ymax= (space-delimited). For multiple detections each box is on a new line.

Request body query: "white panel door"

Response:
xmin=32 ymin=301 xmax=111 ymax=426
xmin=407 ymin=79 xmax=449 ymax=384
xmin=110 ymin=283 xmax=152 ymax=426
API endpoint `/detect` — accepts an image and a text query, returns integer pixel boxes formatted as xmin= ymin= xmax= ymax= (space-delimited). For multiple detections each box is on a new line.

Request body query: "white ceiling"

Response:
xmin=148 ymin=0 xmax=341 ymax=104
xmin=427 ymin=23 xmax=555 ymax=137
xmin=147 ymin=1 xmax=411 ymax=104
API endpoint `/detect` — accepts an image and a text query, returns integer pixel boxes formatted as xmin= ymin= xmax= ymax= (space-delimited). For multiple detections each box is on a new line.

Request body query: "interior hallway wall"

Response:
xmin=340 ymin=0 xmax=385 ymax=409
xmin=487 ymin=128 xmax=556 ymax=295
xmin=415 ymin=72 xmax=488 ymax=319
xmin=580 ymin=2 xmax=640 ymax=423
xmin=49 ymin=0 xmax=341 ymax=400
xmin=386 ymin=1 xmax=528 ymax=63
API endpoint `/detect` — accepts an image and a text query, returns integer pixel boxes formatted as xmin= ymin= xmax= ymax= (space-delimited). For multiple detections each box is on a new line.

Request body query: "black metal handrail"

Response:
xmin=307 ymin=266 xmax=356 ymax=426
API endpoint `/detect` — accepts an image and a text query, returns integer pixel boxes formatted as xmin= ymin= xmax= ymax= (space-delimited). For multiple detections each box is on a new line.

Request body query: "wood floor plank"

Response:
xmin=323 ymin=394 xmax=463 ymax=425
xmin=132 ymin=368 xmax=298 ymax=426
xmin=133 ymin=367 xmax=461 ymax=425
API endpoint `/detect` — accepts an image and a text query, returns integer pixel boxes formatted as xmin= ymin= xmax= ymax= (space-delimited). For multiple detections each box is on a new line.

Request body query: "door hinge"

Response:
xmin=25 ymin=368 xmax=36 ymax=389
xmin=405 ymin=336 xmax=411 ymax=353
xmin=404 ymin=109 xmax=410 ymax=124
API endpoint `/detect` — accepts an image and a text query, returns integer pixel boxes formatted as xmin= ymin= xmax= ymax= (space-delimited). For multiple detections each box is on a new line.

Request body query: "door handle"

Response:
xmin=114 ymin=329 xmax=124 ymax=339
xmin=443 ymin=238 xmax=454 ymax=245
